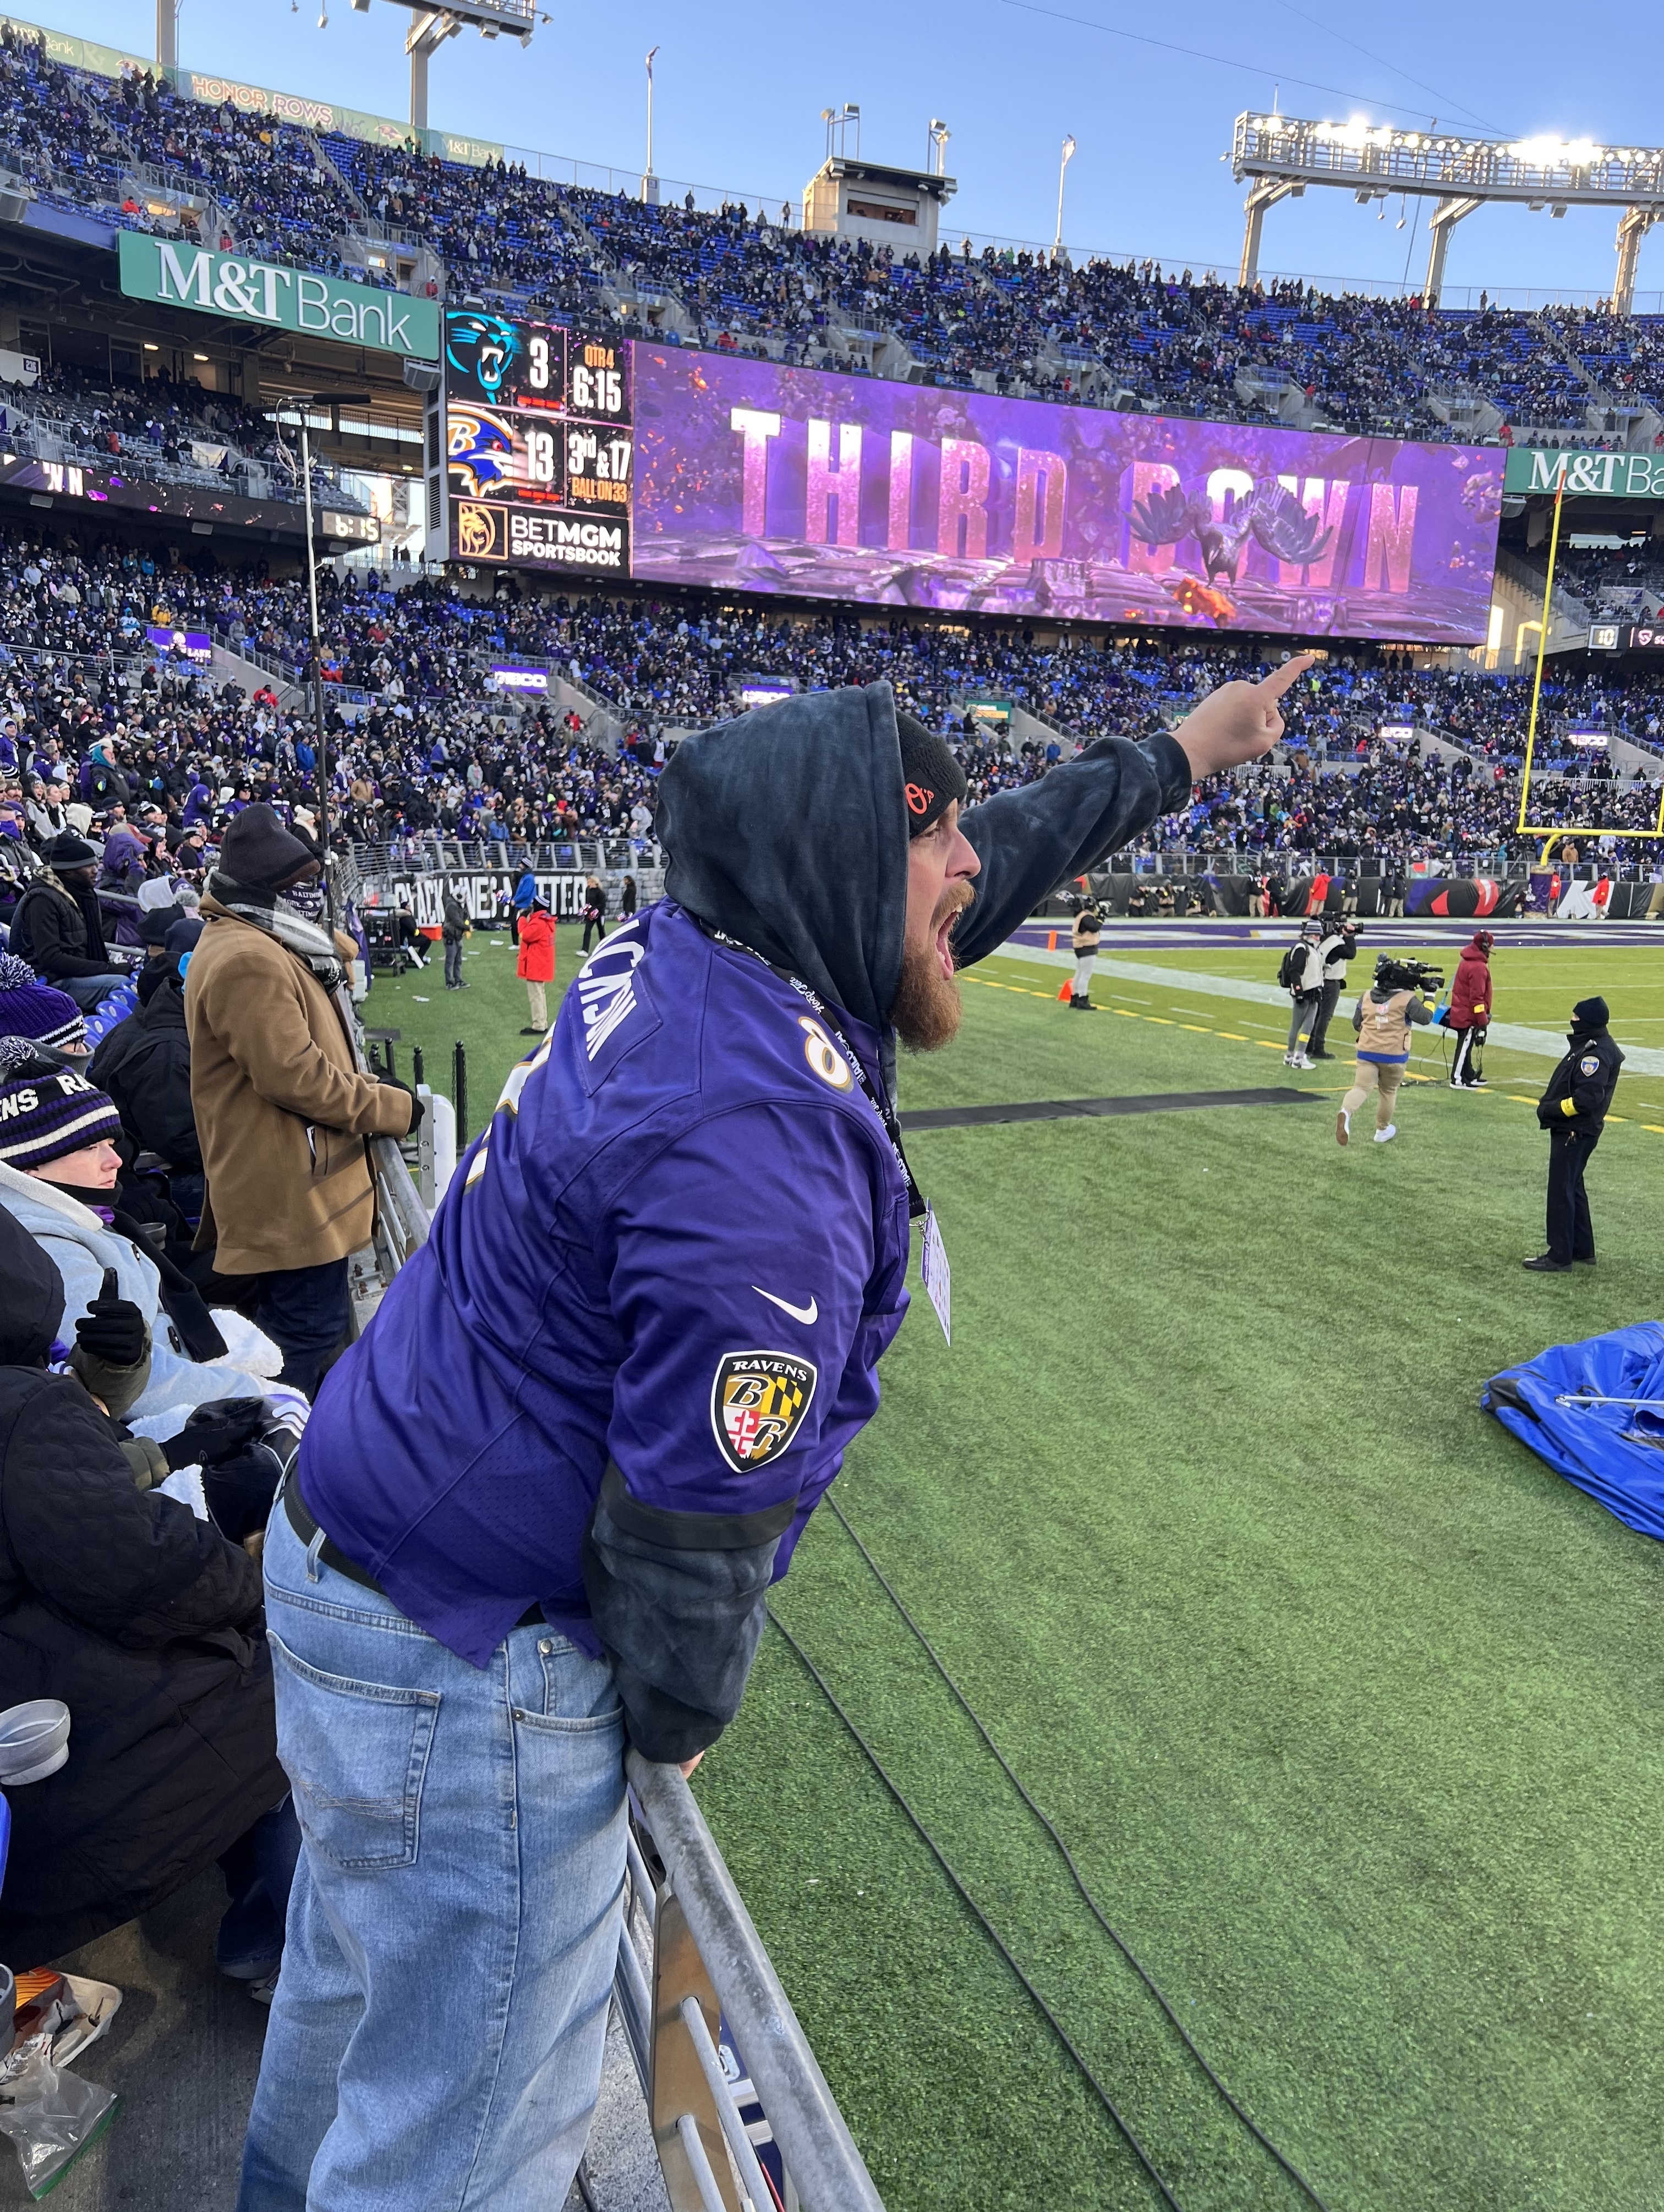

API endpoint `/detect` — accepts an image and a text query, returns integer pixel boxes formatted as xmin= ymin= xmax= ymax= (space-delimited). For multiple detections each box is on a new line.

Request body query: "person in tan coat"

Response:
xmin=185 ymin=806 xmax=417 ymax=1396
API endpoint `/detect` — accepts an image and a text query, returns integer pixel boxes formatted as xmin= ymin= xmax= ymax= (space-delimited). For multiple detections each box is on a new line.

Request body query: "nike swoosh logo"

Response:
xmin=752 ymin=1287 xmax=818 ymax=1326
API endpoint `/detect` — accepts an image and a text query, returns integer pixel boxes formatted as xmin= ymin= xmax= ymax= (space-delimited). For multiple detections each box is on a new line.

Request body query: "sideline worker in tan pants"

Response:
xmin=1337 ymin=959 xmax=1435 ymax=1146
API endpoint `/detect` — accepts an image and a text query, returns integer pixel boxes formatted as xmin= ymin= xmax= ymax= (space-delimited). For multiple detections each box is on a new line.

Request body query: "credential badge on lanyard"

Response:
xmin=921 ymin=1204 xmax=951 ymax=1346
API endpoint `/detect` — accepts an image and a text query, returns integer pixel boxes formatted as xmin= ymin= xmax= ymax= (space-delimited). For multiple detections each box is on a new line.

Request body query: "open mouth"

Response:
xmin=934 ymin=912 xmax=957 ymax=981
xmin=933 ymin=887 xmax=973 ymax=982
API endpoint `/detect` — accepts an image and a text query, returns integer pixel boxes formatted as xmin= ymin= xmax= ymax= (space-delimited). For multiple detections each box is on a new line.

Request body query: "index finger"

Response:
xmin=1257 ymin=652 xmax=1318 ymax=700
xmin=97 ymin=1266 xmax=118 ymax=1304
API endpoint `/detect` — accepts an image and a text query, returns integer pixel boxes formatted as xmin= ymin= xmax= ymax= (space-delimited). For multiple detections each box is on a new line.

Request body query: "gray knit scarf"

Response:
xmin=208 ymin=870 xmax=344 ymax=990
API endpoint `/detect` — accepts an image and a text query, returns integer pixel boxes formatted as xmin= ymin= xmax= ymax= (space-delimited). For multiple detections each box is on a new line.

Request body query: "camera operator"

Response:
xmin=1337 ymin=956 xmax=1441 ymax=1146
xmin=1307 ymin=919 xmax=1360 ymax=1062
xmin=1523 ymin=997 xmax=1624 ymax=1271
xmin=1280 ymin=923 xmax=1323 ymax=1069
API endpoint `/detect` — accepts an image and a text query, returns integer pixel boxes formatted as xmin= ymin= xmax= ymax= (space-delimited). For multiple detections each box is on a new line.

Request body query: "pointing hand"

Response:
xmin=1171 ymin=655 xmax=1318 ymax=781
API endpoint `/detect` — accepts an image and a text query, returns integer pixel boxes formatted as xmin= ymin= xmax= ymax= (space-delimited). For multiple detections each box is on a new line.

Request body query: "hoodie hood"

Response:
xmin=656 ymin=682 xmax=909 ymax=1034
xmin=0 ymin=1199 xmax=64 ymax=1364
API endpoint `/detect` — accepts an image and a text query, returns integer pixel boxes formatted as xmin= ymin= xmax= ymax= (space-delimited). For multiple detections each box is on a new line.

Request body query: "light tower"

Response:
xmin=347 ymin=0 xmax=537 ymax=135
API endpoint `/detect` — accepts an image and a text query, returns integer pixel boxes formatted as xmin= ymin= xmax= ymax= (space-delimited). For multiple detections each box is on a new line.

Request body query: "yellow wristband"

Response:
xmin=1560 ymin=1097 xmax=1577 ymax=1118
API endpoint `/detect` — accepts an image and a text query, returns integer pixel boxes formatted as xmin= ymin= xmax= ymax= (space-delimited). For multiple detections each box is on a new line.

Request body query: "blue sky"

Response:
xmin=36 ymin=0 xmax=1664 ymax=306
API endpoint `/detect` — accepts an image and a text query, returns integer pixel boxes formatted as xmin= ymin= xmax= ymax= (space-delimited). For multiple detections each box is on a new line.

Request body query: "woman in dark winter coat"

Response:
xmin=580 ymin=872 xmax=608 ymax=952
xmin=0 ymin=1209 xmax=290 ymax=1972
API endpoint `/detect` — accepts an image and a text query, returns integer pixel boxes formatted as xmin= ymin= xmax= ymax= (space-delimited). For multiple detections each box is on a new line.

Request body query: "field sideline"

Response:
xmin=375 ymin=920 xmax=1664 ymax=2212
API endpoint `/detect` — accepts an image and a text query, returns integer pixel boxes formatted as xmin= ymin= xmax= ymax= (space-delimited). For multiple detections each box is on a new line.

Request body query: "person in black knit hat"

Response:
xmin=1524 ymin=996 xmax=1624 ymax=1271
xmin=8 ymin=831 xmax=133 ymax=1009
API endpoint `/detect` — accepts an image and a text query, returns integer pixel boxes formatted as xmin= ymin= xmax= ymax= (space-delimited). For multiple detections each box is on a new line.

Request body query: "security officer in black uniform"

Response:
xmin=1523 ymin=996 xmax=1624 ymax=1272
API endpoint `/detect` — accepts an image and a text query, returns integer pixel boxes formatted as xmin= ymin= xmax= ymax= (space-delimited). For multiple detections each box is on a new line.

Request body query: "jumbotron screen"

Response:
xmin=628 ymin=349 xmax=1500 ymax=643
xmin=444 ymin=310 xmax=632 ymax=574
xmin=445 ymin=325 xmax=1501 ymax=641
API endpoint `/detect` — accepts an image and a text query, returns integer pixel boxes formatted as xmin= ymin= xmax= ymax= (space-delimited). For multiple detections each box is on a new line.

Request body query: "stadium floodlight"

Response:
xmin=1054 ymin=134 xmax=1076 ymax=256
xmin=349 ymin=0 xmax=535 ymax=132
xmin=1231 ymin=111 xmax=1664 ymax=308
xmin=642 ymin=47 xmax=659 ymax=205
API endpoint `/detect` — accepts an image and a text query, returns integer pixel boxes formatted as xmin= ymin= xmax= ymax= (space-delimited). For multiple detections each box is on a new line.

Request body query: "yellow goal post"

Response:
xmin=1516 ymin=483 xmax=1664 ymax=839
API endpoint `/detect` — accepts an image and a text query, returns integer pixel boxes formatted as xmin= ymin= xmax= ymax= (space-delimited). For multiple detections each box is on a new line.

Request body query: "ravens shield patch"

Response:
xmin=711 ymin=1351 xmax=818 ymax=1474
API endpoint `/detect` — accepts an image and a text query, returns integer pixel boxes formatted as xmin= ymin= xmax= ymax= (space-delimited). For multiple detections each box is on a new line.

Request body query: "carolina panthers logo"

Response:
xmin=447 ymin=407 xmax=516 ymax=498
xmin=446 ymin=311 xmax=521 ymax=402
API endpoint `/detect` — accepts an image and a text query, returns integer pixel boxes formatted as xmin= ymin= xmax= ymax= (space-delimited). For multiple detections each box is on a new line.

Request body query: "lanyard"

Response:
xmin=702 ymin=921 xmax=928 ymax=1219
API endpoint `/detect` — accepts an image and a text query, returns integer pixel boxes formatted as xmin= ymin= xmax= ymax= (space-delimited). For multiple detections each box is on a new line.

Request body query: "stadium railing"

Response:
xmin=359 ymin=1132 xmax=888 ymax=2211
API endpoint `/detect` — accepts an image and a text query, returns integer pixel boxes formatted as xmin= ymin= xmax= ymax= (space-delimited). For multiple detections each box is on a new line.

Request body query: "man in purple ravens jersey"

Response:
xmin=239 ymin=662 xmax=1310 ymax=2211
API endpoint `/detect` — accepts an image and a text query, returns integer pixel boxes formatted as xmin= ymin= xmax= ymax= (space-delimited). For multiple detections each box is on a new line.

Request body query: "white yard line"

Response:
xmin=994 ymin=940 xmax=1664 ymax=1075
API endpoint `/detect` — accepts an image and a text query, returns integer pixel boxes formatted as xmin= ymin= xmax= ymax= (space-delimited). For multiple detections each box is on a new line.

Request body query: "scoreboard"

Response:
xmin=442 ymin=310 xmax=632 ymax=575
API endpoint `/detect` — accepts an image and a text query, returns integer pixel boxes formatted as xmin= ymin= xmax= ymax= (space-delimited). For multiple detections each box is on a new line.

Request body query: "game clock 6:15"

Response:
xmin=571 ymin=344 xmax=625 ymax=416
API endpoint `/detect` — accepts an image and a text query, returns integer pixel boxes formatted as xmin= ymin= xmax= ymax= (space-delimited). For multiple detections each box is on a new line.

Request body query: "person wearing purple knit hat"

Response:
xmin=0 ymin=950 xmax=89 ymax=1063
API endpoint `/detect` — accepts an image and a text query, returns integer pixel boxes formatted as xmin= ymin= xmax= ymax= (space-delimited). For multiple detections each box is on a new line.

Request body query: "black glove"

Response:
xmin=162 ymin=1396 xmax=271 ymax=1473
xmin=379 ymin=1072 xmax=424 ymax=1134
xmin=75 ymin=1268 xmax=148 ymax=1367
xmin=203 ymin=1427 xmax=299 ymax=1544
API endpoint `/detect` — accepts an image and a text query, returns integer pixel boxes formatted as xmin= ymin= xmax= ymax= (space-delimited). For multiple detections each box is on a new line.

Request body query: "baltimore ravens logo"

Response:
xmin=711 ymin=1351 xmax=817 ymax=1475
xmin=448 ymin=407 xmax=517 ymax=498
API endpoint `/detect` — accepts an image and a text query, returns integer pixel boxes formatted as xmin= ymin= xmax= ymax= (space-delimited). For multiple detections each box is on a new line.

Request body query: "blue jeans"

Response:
xmin=59 ymin=970 xmax=128 ymax=1008
xmin=237 ymin=1500 xmax=628 ymax=2212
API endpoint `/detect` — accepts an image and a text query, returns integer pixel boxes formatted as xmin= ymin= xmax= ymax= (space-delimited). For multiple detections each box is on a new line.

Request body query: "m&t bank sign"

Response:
xmin=117 ymin=232 xmax=440 ymax=361
xmin=1504 ymin=445 xmax=1664 ymax=498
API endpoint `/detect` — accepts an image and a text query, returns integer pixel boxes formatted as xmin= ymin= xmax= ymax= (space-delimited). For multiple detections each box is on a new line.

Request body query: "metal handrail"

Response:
xmin=628 ymin=1752 xmax=886 ymax=2212
xmin=368 ymin=1131 xmax=429 ymax=1272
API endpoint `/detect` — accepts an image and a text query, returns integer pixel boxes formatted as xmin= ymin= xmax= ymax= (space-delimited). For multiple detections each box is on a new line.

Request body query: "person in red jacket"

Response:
xmin=1447 ymin=929 xmax=1494 ymax=1088
xmin=516 ymin=897 xmax=556 ymax=1036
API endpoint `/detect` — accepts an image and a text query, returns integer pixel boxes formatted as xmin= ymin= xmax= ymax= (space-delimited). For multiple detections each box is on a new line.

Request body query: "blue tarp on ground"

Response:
xmin=1484 ymin=1324 xmax=1664 ymax=1541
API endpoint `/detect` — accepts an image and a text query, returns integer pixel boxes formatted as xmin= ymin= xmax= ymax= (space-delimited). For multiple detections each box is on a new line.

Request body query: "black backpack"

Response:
xmin=1277 ymin=945 xmax=1303 ymax=990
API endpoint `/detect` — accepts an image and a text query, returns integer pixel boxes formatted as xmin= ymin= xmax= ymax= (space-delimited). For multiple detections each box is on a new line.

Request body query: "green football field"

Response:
xmin=371 ymin=921 xmax=1664 ymax=2212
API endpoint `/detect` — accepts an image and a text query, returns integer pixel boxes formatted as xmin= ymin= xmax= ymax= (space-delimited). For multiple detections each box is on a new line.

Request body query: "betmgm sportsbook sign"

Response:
xmin=1504 ymin=446 xmax=1664 ymax=499
xmin=118 ymin=233 xmax=440 ymax=362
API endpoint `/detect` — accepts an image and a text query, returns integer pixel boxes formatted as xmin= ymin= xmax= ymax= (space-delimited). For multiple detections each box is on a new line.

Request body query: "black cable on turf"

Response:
xmin=824 ymin=1496 xmax=1335 ymax=2212
xmin=766 ymin=1605 xmax=1188 ymax=2212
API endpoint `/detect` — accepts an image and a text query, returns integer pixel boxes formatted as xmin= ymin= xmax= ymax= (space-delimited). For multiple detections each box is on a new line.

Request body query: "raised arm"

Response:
xmin=954 ymin=658 xmax=1315 ymax=969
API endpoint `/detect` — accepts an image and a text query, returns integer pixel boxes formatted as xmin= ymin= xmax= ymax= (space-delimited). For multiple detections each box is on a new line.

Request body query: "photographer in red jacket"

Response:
xmin=1447 ymin=929 xmax=1494 ymax=1089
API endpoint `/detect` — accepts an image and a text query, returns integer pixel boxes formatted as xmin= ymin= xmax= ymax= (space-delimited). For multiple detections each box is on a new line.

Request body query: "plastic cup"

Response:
xmin=0 ymin=1700 xmax=70 ymax=1786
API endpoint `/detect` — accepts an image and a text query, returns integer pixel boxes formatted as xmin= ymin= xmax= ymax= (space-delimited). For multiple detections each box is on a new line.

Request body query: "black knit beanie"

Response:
xmin=1572 ymin=996 xmax=1609 ymax=1031
xmin=216 ymin=803 xmax=318 ymax=892
xmin=895 ymin=712 xmax=968 ymax=838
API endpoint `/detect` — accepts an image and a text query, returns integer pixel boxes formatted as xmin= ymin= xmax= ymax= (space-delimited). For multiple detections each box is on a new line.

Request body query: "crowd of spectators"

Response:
xmin=0 ymin=531 xmax=1658 ymax=869
xmin=0 ymin=360 xmax=306 ymax=497
xmin=8 ymin=20 xmax=1664 ymax=444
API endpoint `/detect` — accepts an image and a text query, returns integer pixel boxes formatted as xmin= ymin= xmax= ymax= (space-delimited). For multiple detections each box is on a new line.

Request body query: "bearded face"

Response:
xmin=890 ymin=879 xmax=974 ymax=1052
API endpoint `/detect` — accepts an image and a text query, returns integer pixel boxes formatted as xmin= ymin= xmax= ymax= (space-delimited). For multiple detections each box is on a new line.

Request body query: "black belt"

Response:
xmin=283 ymin=1479 xmax=386 ymax=1594
xmin=282 ymin=1481 xmax=545 ymax=1629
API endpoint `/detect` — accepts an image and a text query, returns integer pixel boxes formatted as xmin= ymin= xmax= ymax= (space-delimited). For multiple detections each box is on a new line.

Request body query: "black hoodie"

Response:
xmin=657 ymin=680 xmax=1192 ymax=1039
